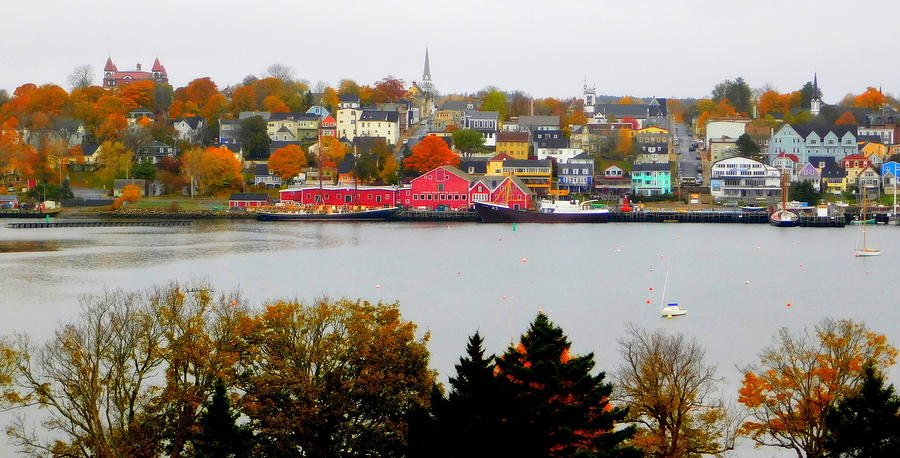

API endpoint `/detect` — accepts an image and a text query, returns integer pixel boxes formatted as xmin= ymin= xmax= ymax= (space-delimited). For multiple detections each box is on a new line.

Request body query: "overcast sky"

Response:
xmin=4 ymin=0 xmax=897 ymax=102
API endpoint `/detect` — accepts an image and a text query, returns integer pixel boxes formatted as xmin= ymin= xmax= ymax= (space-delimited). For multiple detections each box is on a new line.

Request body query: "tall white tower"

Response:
xmin=583 ymin=82 xmax=596 ymax=117
xmin=421 ymin=45 xmax=435 ymax=117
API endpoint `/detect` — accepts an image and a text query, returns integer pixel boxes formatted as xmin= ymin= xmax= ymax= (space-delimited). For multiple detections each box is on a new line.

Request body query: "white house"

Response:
xmin=462 ymin=111 xmax=500 ymax=147
xmin=357 ymin=111 xmax=400 ymax=145
xmin=709 ymin=156 xmax=781 ymax=203
xmin=536 ymin=147 xmax=584 ymax=163
xmin=336 ymin=95 xmax=362 ymax=141
xmin=705 ymin=120 xmax=750 ymax=146
xmin=173 ymin=117 xmax=205 ymax=142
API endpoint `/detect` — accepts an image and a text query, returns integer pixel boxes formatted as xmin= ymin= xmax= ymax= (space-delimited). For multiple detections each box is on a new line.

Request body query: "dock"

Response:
xmin=610 ymin=210 xmax=769 ymax=224
xmin=6 ymin=220 xmax=193 ymax=229
xmin=391 ymin=210 xmax=479 ymax=222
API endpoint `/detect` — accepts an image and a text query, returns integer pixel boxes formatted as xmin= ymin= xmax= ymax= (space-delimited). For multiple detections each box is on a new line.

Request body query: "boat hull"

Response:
xmin=257 ymin=207 xmax=397 ymax=221
xmin=661 ymin=307 xmax=687 ymax=317
xmin=474 ymin=202 xmax=609 ymax=223
xmin=855 ymin=249 xmax=881 ymax=257
xmin=769 ymin=210 xmax=800 ymax=227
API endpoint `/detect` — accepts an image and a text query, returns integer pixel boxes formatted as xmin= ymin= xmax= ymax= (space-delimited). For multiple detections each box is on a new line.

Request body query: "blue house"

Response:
xmin=631 ymin=163 xmax=672 ymax=196
xmin=768 ymin=124 xmax=857 ymax=165
xmin=557 ymin=153 xmax=594 ymax=193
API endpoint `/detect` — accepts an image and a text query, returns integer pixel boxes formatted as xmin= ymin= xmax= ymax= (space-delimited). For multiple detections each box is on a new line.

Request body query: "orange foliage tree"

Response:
xmin=696 ymin=98 xmax=742 ymax=135
xmin=835 ymin=111 xmax=859 ymax=126
xmin=316 ymin=136 xmax=349 ymax=170
xmin=738 ymin=319 xmax=897 ymax=458
xmin=181 ymin=146 xmax=243 ymax=195
xmin=229 ymin=85 xmax=257 ymax=114
xmin=757 ymin=90 xmax=802 ymax=117
xmin=321 ymin=87 xmax=339 ymax=110
xmin=854 ymin=87 xmax=886 ymax=109
xmin=268 ymin=144 xmax=308 ymax=180
xmin=617 ymin=96 xmax=635 ymax=105
xmin=112 ymin=184 xmax=142 ymax=209
xmin=262 ymin=95 xmax=290 ymax=113
xmin=118 ymin=80 xmax=155 ymax=111
xmin=403 ymin=135 xmax=459 ymax=173
xmin=372 ymin=76 xmax=407 ymax=103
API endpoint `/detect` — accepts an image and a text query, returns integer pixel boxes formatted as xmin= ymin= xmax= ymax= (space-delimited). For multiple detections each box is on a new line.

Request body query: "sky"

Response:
xmin=3 ymin=0 xmax=898 ymax=102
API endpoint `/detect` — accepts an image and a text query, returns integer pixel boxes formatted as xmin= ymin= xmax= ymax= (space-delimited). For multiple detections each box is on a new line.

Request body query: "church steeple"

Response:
xmin=810 ymin=72 xmax=822 ymax=116
xmin=423 ymin=45 xmax=432 ymax=83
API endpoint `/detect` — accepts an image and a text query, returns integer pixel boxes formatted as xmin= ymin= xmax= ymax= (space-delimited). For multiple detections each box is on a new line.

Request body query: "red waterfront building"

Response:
xmin=277 ymin=165 xmax=532 ymax=210
xmin=280 ymin=185 xmax=404 ymax=207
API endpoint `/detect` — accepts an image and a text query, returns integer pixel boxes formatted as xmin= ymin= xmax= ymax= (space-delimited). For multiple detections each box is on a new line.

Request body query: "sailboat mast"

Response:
xmin=862 ymin=191 xmax=868 ymax=249
xmin=659 ymin=266 xmax=670 ymax=309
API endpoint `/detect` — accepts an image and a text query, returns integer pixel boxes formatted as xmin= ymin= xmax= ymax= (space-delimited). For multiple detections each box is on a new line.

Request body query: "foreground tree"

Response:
xmin=96 ymin=140 xmax=134 ymax=186
xmin=735 ymin=133 xmax=762 ymax=161
xmin=495 ymin=313 xmax=641 ymax=457
xmin=824 ymin=366 xmax=900 ymax=457
xmin=790 ymin=180 xmax=821 ymax=206
xmin=616 ymin=325 xmax=737 ymax=457
xmin=738 ymin=319 xmax=897 ymax=458
xmin=404 ymin=135 xmax=459 ymax=173
xmin=236 ymin=298 xmax=436 ymax=457
xmin=237 ymin=115 xmax=271 ymax=159
xmin=193 ymin=378 xmax=254 ymax=458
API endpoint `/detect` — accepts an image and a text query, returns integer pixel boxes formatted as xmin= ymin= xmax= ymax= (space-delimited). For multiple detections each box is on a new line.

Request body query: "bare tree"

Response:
xmin=265 ymin=63 xmax=295 ymax=82
xmin=615 ymin=324 xmax=739 ymax=457
xmin=313 ymin=80 xmax=327 ymax=95
xmin=67 ymin=64 xmax=95 ymax=90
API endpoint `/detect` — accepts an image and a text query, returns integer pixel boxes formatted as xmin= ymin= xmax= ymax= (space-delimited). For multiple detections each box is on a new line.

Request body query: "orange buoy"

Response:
xmin=787 ymin=303 xmax=792 ymax=307
xmin=645 ymin=299 xmax=651 ymax=304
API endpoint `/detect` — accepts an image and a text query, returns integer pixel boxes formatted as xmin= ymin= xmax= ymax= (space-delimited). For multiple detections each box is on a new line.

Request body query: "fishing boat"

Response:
xmin=770 ymin=171 xmax=799 ymax=227
xmin=474 ymin=199 xmax=610 ymax=223
xmin=257 ymin=206 xmax=397 ymax=221
xmin=658 ymin=266 xmax=687 ymax=318
xmin=854 ymin=190 xmax=880 ymax=257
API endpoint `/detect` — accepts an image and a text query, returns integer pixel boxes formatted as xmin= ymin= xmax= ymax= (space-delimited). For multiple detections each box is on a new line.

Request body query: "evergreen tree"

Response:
xmin=237 ymin=116 xmax=271 ymax=160
xmin=60 ymin=177 xmax=74 ymax=199
xmin=824 ymin=366 xmax=900 ymax=457
xmin=789 ymin=181 xmax=821 ymax=206
xmin=495 ymin=314 xmax=641 ymax=458
xmin=192 ymin=378 xmax=253 ymax=458
xmin=735 ymin=133 xmax=761 ymax=161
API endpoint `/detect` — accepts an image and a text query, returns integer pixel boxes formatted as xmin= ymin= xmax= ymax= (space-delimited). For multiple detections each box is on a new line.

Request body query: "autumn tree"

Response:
xmin=617 ymin=96 xmax=636 ymax=105
xmin=372 ymin=76 xmax=407 ymax=103
xmin=738 ymin=318 xmax=898 ymax=458
xmin=338 ymin=79 xmax=360 ymax=96
xmin=268 ymin=144 xmax=308 ymax=180
xmin=480 ymin=88 xmax=508 ymax=119
xmin=854 ymin=87 xmax=886 ymax=109
xmin=451 ymin=128 xmax=485 ymax=158
xmin=404 ymin=135 xmax=459 ymax=173
xmin=181 ymin=146 xmax=243 ymax=195
xmin=235 ymin=298 xmax=435 ymax=457
xmin=494 ymin=313 xmax=641 ymax=457
xmin=616 ymin=128 xmax=633 ymax=155
xmin=824 ymin=366 xmax=900 ymax=457
xmin=835 ymin=111 xmax=859 ymax=126
xmin=616 ymin=325 xmax=738 ymax=457
xmin=228 ymin=85 xmax=257 ymax=114
xmin=321 ymin=86 xmax=339 ymax=111
xmin=96 ymin=140 xmax=134 ymax=186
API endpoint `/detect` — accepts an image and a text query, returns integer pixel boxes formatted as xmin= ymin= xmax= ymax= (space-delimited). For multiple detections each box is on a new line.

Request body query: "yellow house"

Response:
xmin=632 ymin=126 xmax=670 ymax=140
xmin=496 ymin=131 xmax=530 ymax=159
xmin=487 ymin=153 xmax=513 ymax=174
xmin=859 ymin=141 xmax=888 ymax=161
xmin=821 ymin=164 xmax=848 ymax=194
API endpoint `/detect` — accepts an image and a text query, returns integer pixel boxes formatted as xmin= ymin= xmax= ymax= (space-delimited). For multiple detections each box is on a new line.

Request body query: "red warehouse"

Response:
xmin=403 ymin=166 xmax=474 ymax=210
xmin=279 ymin=186 xmax=404 ymax=207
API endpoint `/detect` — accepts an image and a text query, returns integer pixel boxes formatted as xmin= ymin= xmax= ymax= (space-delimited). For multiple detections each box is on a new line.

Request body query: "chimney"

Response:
xmin=137 ymin=63 xmax=141 ymax=71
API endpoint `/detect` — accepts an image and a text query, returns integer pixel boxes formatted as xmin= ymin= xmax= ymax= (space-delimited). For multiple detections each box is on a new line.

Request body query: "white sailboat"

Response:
xmin=659 ymin=266 xmax=687 ymax=317
xmin=855 ymin=189 xmax=881 ymax=257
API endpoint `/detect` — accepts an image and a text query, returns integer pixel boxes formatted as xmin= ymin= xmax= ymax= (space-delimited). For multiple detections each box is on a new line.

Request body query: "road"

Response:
xmin=671 ymin=122 xmax=701 ymax=185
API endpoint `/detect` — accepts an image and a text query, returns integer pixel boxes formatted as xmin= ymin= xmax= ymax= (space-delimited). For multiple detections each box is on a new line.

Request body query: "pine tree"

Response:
xmin=192 ymin=378 xmax=253 ymax=458
xmin=824 ymin=366 xmax=900 ymax=457
xmin=495 ymin=313 xmax=641 ymax=457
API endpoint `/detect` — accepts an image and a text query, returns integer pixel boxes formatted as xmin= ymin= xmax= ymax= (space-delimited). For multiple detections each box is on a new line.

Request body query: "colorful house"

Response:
xmin=771 ymin=153 xmax=799 ymax=181
xmin=280 ymin=186 xmax=402 ymax=208
xmin=319 ymin=115 xmax=337 ymax=138
xmin=404 ymin=166 xmax=475 ymax=210
xmin=821 ymin=162 xmax=848 ymax=194
xmin=859 ymin=141 xmax=887 ymax=161
xmin=840 ymin=154 xmax=872 ymax=186
xmin=495 ymin=131 xmax=530 ymax=159
xmin=468 ymin=175 xmax=532 ymax=210
xmin=595 ymin=164 xmax=631 ymax=198
xmin=487 ymin=153 xmax=514 ymax=174
xmin=796 ymin=162 xmax=822 ymax=192
xmin=856 ymin=166 xmax=880 ymax=194
xmin=631 ymin=163 xmax=672 ymax=196
xmin=499 ymin=159 xmax=552 ymax=195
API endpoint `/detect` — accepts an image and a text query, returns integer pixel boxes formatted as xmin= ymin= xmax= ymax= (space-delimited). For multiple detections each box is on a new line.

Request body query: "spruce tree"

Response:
xmin=824 ymin=366 xmax=900 ymax=457
xmin=495 ymin=313 xmax=641 ymax=458
xmin=192 ymin=378 xmax=253 ymax=458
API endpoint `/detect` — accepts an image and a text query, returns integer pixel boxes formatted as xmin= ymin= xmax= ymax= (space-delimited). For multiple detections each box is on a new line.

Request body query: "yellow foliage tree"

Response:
xmin=96 ymin=141 xmax=133 ymax=187
xmin=738 ymin=319 xmax=897 ymax=458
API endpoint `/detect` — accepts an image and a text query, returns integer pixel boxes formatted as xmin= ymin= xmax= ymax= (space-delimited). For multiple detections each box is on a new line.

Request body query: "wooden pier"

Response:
xmin=6 ymin=220 xmax=193 ymax=229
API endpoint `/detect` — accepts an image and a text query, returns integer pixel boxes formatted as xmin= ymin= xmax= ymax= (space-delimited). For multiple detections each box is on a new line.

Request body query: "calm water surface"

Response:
xmin=1 ymin=219 xmax=899 ymax=457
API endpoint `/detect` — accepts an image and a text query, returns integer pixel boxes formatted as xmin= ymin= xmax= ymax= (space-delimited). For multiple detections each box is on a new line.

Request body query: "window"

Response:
xmin=427 ymin=195 xmax=432 ymax=200
xmin=437 ymin=183 xmax=444 ymax=191
xmin=376 ymin=195 xmax=382 ymax=203
xmin=344 ymin=195 xmax=352 ymax=203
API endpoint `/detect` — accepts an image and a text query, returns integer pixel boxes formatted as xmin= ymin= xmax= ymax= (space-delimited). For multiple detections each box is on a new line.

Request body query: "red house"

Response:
xmin=229 ymin=193 xmax=270 ymax=208
xmin=403 ymin=166 xmax=474 ymax=210
xmin=279 ymin=185 xmax=404 ymax=208
xmin=471 ymin=175 xmax=532 ymax=210
xmin=320 ymin=115 xmax=337 ymax=138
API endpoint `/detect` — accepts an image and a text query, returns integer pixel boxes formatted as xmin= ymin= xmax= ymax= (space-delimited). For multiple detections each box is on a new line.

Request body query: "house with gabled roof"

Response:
xmin=797 ymin=162 xmax=821 ymax=192
xmin=772 ymin=153 xmax=800 ymax=181
xmin=856 ymin=166 xmax=880 ymax=195
xmin=840 ymin=154 xmax=872 ymax=186
xmin=102 ymin=57 xmax=168 ymax=88
xmin=358 ymin=111 xmax=400 ymax=145
xmin=768 ymin=123 xmax=857 ymax=164
xmin=821 ymin=161 xmax=848 ymax=194
xmin=468 ymin=175 xmax=532 ymax=210
xmin=462 ymin=111 xmax=500 ymax=147
xmin=405 ymin=165 xmax=474 ymax=210
xmin=595 ymin=164 xmax=632 ymax=198
xmin=173 ymin=117 xmax=205 ymax=142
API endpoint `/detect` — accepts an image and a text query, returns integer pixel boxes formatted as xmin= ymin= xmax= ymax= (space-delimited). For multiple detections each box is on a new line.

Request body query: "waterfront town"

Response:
xmin=1 ymin=52 xmax=900 ymax=225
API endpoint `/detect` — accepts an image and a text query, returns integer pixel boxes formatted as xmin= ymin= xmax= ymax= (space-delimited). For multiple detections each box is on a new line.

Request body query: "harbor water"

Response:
xmin=2 ymin=219 xmax=899 ymax=456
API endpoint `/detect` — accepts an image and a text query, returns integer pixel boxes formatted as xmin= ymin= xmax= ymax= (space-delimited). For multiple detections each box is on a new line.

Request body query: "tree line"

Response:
xmin=1 ymin=283 xmax=898 ymax=457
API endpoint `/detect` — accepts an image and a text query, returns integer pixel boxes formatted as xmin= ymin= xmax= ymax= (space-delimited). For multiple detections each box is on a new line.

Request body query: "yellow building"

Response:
xmin=496 ymin=131 xmax=530 ymax=160
xmin=859 ymin=141 xmax=888 ymax=161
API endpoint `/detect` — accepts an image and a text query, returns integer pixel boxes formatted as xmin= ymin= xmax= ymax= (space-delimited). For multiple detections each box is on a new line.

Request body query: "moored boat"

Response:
xmin=474 ymin=200 xmax=610 ymax=223
xmin=770 ymin=171 xmax=800 ymax=227
xmin=257 ymin=207 xmax=397 ymax=221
